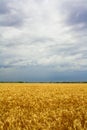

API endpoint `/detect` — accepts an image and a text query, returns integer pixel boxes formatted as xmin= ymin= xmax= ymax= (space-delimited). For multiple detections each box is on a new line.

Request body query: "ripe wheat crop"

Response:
xmin=0 ymin=83 xmax=87 ymax=130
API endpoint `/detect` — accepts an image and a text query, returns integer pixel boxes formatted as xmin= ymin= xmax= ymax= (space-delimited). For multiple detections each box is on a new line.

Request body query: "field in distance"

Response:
xmin=0 ymin=83 xmax=87 ymax=130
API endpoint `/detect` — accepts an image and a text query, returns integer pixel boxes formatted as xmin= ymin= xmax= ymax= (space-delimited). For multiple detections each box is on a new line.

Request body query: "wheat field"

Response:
xmin=0 ymin=83 xmax=87 ymax=130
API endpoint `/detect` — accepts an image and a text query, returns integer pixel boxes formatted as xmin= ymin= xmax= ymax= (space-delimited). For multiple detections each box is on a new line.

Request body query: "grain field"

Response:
xmin=0 ymin=83 xmax=87 ymax=130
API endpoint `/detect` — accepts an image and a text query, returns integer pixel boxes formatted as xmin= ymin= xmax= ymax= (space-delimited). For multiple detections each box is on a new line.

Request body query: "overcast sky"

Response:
xmin=0 ymin=0 xmax=87 ymax=82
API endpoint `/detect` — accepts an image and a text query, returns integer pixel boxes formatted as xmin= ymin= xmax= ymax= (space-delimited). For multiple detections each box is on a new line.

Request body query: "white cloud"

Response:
xmin=0 ymin=0 xmax=87 ymax=73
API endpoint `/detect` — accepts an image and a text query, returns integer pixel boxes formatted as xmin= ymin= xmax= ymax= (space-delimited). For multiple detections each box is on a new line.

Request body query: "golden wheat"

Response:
xmin=0 ymin=83 xmax=87 ymax=130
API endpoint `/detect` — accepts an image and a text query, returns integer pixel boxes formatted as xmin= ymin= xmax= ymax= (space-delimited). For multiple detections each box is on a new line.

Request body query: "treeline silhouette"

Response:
xmin=0 ymin=81 xmax=87 ymax=83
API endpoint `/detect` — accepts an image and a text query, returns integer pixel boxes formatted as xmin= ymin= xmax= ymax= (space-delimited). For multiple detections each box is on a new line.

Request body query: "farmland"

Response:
xmin=0 ymin=83 xmax=87 ymax=130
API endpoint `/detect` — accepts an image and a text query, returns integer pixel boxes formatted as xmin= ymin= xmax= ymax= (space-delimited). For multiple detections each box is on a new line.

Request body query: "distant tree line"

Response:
xmin=0 ymin=81 xmax=87 ymax=83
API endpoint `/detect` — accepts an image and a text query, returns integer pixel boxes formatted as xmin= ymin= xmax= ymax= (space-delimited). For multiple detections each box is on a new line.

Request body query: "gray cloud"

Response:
xmin=60 ymin=0 xmax=87 ymax=31
xmin=0 ymin=0 xmax=24 ymax=27
xmin=0 ymin=15 xmax=23 ymax=27
xmin=68 ymin=8 xmax=87 ymax=25
xmin=0 ymin=0 xmax=87 ymax=81
xmin=0 ymin=0 xmax=10 ymax=14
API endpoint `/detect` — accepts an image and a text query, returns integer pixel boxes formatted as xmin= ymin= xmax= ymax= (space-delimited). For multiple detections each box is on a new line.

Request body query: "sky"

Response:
xmin=0 ymin=0 xmax=87 ymax=82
